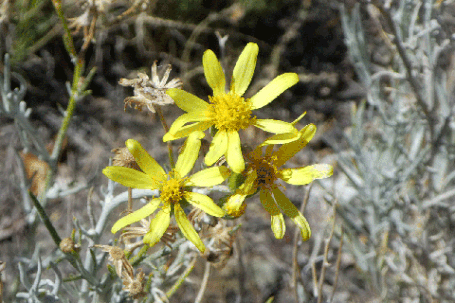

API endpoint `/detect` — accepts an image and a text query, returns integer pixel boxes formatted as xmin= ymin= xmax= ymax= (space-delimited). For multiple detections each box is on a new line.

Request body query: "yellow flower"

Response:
xmin=224 ymin=123 xmax=333 ymax=240
xmin=103 ymin=132 xmax=230 ymax=253
xmin=164 ymin=42 xmax=300 ymax=173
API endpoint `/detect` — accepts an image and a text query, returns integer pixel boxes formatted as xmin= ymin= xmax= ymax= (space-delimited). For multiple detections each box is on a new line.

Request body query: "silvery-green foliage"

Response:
xmin=333 ymin=1 xmax=455 ymax=301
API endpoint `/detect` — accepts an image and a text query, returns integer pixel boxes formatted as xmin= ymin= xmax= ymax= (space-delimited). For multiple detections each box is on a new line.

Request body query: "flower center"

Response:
xmin=251 ymin=155 xmax=278 ymax=189
xmin=208 ymin=92 xmax=256 ymax=132
xmin=160 ymin=171 xmax=186 ymax=204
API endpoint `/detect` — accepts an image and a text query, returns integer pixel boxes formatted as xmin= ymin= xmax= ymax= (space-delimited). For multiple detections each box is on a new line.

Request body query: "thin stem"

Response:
xmin=317 ymin=203 xmax=337 ymax=303
xmin=194 ymin=261 xmax=210 ymax=303
xmin=292 ymin=184 xmax=313 ymax=302
xmin=127 ymin=187 xmax=133 ymax=213
xmin=166 ymin=256 xmax=197 ymax=298
xmin=155 ymin=106 xmax=175 ymax=168
xmin=130 ymin=244 xmax=149 ymax=267
xmin=40 ymin=57 xmax=84 ymax=203
xmin=29 ymin=191 xmax=61 ymax=246
xmin=329 ymin=228 xmax=344 ymax=303
xmin=51 ymin=0 xmax=76 ymax=58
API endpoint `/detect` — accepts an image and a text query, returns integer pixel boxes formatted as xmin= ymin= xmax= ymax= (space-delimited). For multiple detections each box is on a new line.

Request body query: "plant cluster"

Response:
xmin=0 ymin=1 xmax=334 ymax=301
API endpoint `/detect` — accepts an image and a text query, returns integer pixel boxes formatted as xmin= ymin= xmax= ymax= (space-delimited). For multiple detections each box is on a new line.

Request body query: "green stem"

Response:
xmin=51 ymin=0 xmax=76 ymax=58
xmin=29 ymin=191 xmax=61 ymax=246
xmin=130 ymin=245 xmax=149 ymax=267
xmin=40 ymin=58 xmax=84 ymax=202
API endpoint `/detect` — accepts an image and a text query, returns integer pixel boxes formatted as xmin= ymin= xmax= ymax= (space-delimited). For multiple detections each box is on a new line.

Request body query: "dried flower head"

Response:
xmin=59 ymin=237 xmax=80 ymax=253
xmin=93 ymin=244 xmax=133 ymax=278
xmin=122 ymin=268 xmax=146 ymax=299
xmin=119 ymin=61 xmax=182 ymax=113
xmin=202 ymin=222 xmax=238 ymax=268
xmin=111 ymin=147 xmax=140 ymax=170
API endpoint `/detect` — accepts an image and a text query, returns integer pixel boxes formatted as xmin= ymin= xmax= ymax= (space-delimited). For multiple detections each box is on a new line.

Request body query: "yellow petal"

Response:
xmin=273 ymin=124 xmax=316 ymax=168
xmin=175 ymin=131 xmax=205 ymax=177
xmin=259 ymin=188 xmax=285 ymax=239
xmin=250 ymin=73 xmax=299 ymax=110
xmin=103 ymin=166 xmax=159 ymax=189
xmin=232 ymin=42 xmax=259 ymax=96
xmin=163 ymin=121 xmax=212 ymax=142
xmin=271 ymin=187 xmax=311 ymax=240
xmin=111 ymin=198 xmax=161 ymax=233
xmin=174 ymin=203 xmax=205 ymax=253
xmin=260 ymin=132 xmax=300 ymax=146
xmin=166 ymin=88 xmax=210 ymax=112
xmin=205 ymin=130 xmax=228 ymax=166
xmin=143 ymin=205 xmax=171 ymax=247
xmin=168 ymin=112 xmax=210 ymax=135
xmin=280 ymin=164 xmax=333 ymax=185
xmin=291 ymin=111 xmax=307 ymax=126
xmin=224 ymin=193 xmax=247 ymax=217
xmin=238 ymin=170 xmax=258 ymax=195
xmin=271 ymin=213 xmax=286 ymax=239
xmin=226 ymin=130 xmax=245 ymax=173
xmin=125 ymin=139 xmax=166 ymax=182
xmin=187 ymin=166 xmax=231 ymax=187
xmin=255 ymin=119 xmax=297 ymax=134
xmin=184 ymin=191 xmax=225 ymax=217
xmin=203 ymin=49 xmax=226 ymax=97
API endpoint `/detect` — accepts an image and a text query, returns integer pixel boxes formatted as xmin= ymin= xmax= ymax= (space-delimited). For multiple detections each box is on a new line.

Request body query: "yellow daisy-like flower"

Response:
xmin=164 ymin=42 xmax=300 ymax=173
xmin=103 ymin=132 xmax=230 ymax=253
xmin=224 ymin=123 xmax=333 ymax=240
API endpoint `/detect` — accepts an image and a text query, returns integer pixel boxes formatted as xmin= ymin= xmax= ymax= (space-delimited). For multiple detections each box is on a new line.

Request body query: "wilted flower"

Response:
xmin=122 ymin=268 xmax=146 ymax=299
xmin=119 ymin=61 xmax=182 ymax=113
xmin=93 ymin=244 xmax=133 ymax=278
xmin=111 ymin=146 xmax=140 ymax=170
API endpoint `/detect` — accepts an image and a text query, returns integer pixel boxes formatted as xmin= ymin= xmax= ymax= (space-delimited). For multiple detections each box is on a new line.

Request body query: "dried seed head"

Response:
xmin=119 ymin=61 xmax=182 ymax=113
xmin=111 ymin=147 xmax=140 ymax=170
xmin=109 ymin=246 xmax=124 ymax=261
xmin=122 ymin=268 xmax=146 ymax=299
xmin=60 ymin=237 xmax=79 ymax=253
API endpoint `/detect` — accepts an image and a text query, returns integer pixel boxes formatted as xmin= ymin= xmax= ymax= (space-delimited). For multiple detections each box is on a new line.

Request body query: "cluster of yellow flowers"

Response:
xmin=103 ymin=43 xmax=333 ymax=253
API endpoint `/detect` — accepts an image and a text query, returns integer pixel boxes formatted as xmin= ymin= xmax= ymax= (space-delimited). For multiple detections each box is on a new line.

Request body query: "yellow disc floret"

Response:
xmin=160 ymin=172 xmax=186 ymax=204
xmin=207 ymin=92 xmax=256 ymax=132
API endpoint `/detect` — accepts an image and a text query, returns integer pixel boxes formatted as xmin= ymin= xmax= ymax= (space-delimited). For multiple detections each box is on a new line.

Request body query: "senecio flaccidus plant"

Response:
xmin=104 ymin=42 xmax=333 ymax=261
xmin=11 ymin=41 xmax=333 ymax=301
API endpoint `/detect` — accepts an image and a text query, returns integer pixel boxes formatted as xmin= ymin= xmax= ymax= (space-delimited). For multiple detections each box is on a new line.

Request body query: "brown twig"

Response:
xmin=292 ymin=183 xmax=313 ymax=302
xmin=316 ymin=202 xmax=337 ymax=303
xmin=155 ymin=105 xmax=175 ymax=168
xmin=330 ymin=227 xmax=344 ymax=303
